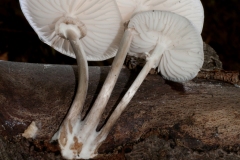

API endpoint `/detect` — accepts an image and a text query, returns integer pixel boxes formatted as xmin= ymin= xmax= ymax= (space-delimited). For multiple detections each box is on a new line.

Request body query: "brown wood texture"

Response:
xmin=0 ymin=61 xmax=240 ymax=159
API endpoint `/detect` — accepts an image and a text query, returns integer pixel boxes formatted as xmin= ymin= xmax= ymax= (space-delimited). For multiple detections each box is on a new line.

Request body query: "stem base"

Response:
xmin=57 ymin=120 xmax=105 ymax=159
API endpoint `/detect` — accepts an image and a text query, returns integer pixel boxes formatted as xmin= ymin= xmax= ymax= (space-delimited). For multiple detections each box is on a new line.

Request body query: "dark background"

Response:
xmin=0 ymin=0 xmax=239 ymax=71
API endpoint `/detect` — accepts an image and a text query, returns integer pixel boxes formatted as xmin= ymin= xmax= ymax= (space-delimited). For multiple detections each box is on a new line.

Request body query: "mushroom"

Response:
xmin=88 ymin=0 xmax=204 ymax=143
xmin=19 ymin=0 xmax=123 ymax=159
xmin=96 ymin=10 xmax=204 ymax=152
xmin=116 ymin=0 xmax=204 ymax=33
xmin=87 ymin=2 xmax=205 ymax=148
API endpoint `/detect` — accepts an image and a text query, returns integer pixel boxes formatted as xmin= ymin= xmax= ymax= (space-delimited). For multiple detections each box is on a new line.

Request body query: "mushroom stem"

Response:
xmin=54 ymin=29 xmax=134 ymax=159
xmin=99 ymin=42 xmax=165 ymax=137
xmin=83 ymin=29 xmax=134 ymax=134
xmin=67 ymin=38 xmax=88 ymax=120
xmin=55 ymin=30 xmax=90 ymax=159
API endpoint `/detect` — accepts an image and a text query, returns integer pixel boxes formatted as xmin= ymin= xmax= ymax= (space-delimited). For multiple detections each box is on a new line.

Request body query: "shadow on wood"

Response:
xmin=0 ymin=61 xmax=240 ymax=159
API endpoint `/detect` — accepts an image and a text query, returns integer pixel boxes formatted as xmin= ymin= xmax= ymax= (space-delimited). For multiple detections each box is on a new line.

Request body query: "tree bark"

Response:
xmin=0 ymin=61 xmax=240 ymax=159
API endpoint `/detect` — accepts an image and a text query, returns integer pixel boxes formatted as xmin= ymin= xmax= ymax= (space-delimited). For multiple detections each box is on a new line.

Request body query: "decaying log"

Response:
xmin=197 ymin=70 xmax=240 ymax=86
xmin=0 ymin=60 xmax=240 ymax=159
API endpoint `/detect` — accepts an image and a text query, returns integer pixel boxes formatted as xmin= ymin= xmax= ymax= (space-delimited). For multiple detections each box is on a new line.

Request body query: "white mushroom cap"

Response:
xmin=20 ymin=0 xmax=123 ymax=61
xmin=116 ymin=0 xmax=204 ymax=33
xmin=128 ymin=11 xmax=204 ymax=82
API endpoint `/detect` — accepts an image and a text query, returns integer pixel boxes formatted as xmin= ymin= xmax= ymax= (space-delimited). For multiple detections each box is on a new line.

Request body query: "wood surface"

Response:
xmin=0 ymin=60 xmax=240 ymax=159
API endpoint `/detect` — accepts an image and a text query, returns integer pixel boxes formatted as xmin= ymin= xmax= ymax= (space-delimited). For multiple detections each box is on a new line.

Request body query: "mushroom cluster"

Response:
xmin=20 ymin=0 xmax=204 ymax=159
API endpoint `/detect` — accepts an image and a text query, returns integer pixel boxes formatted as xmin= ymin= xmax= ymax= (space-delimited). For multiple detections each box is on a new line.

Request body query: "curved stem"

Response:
xmin=55 ymin=30 xmax=89 ymax=154
xmin=99 ymin=43 xmax=165 ymax=137
xmin=66 ymin=32 xmax=88 ymax=121
xmin=83 ymin=29 xmax=134 ymax=133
